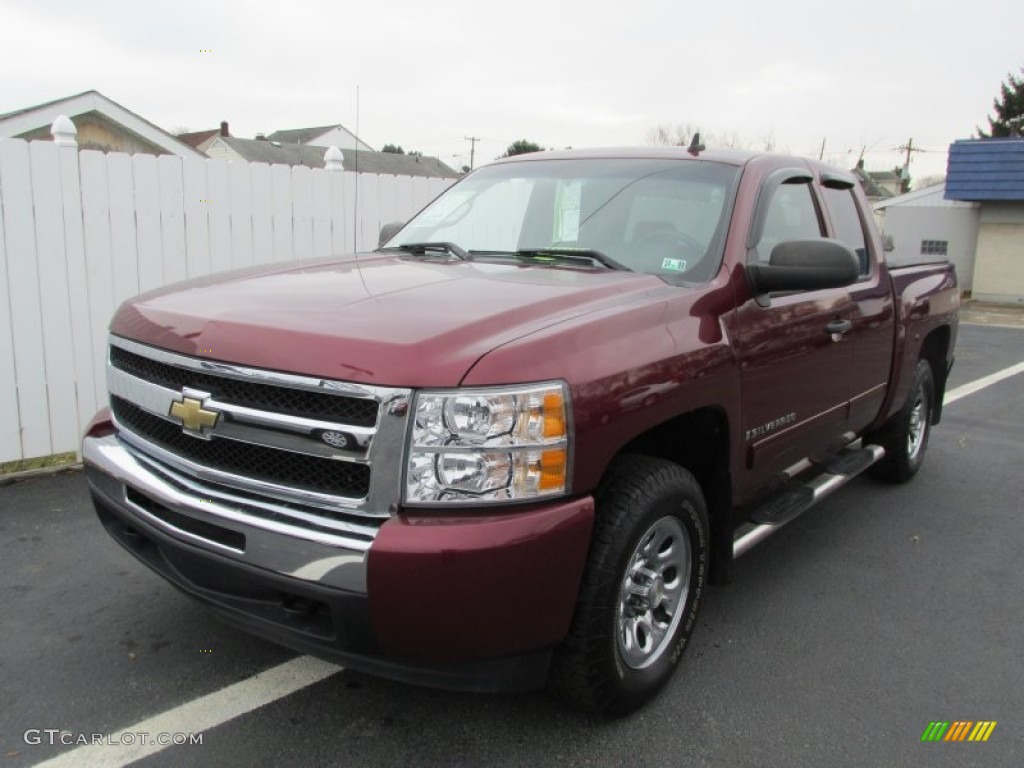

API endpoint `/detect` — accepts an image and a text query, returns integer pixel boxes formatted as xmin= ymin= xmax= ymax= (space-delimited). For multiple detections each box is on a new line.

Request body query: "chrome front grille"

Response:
xmin=110 ymin=345 xmax=379 ymax=426
xmin=106 ymin=335 xmax=412 ymax=548
xmin=128 ymin=446 xmax=383 ymax=547
xmin=111 ymin=396 xmax=371 ymax=498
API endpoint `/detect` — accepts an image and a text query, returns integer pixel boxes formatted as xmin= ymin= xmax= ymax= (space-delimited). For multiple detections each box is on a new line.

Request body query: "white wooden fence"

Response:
xmin=0 ymin=130 xmax=453 ymax=464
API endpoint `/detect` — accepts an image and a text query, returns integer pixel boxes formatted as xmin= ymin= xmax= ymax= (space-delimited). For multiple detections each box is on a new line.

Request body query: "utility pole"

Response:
xmin=464 ymin=136 xmax=480 ymax=170
xmin=818 ymin=137 xmax=826 ymax=160
xmin=895 ymin=137 xmax=924 ymax=169
xmin=894 ymin=137 xmax=925 ymax=193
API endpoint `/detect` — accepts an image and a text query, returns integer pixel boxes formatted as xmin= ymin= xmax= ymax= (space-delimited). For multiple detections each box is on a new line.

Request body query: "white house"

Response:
xmin=0 ymin=90 xmax=204 ymax=158
xmin=265 ymin=124 xmax=374 ymax=152
xmin=873 ymin=183 xmax=980 ymax=293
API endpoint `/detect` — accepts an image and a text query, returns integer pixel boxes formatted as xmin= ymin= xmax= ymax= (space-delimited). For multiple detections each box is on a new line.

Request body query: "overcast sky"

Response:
xmin=2 ymin=0 xmax=1021 ymax=183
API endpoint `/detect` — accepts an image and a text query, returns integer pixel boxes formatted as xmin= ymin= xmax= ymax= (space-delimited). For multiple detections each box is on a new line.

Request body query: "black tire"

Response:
xmin=868 ymin=359 xmax=935 ymax=483
xmin=551 ymin=455 xmax=708 ymax=716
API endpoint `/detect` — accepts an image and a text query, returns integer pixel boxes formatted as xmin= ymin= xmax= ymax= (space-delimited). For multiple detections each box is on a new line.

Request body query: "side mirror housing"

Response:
xmin=882 ymin=234 xmax=895 ymax=253
xmin=378 ymin=221 xmax=405 ymax=248
xmin=747 ymin=239 xmax=860 ymax=295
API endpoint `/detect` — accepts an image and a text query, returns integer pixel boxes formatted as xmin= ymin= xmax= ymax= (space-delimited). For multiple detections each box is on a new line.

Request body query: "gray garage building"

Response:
xmin=872 ymin=184 xmax=979 ymax=293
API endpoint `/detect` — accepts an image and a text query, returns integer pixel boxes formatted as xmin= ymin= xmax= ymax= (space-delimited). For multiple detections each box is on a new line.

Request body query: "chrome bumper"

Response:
xmin=83 ymin=434 xmax=370 ymax=593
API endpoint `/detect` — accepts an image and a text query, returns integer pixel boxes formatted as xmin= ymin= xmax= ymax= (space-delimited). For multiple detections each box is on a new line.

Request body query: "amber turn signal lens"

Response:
xmin=542 ymin=392 xmax=566 ymax=439
xmin=538 ymin=448 xmax=567 ymax=491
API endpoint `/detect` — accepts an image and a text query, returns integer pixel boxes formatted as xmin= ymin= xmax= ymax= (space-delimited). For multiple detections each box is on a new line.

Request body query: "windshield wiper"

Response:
xmin=381 ymin=242 xmax=469 ymax=260
xmin=471 ymin=248 xmax=629 ymax=271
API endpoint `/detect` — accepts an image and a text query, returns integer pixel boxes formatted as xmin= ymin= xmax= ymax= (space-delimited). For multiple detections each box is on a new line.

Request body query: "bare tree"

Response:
xmin=645 ymin=124 xmax=761 ymax=150
xmin=718 ymin=131 xmax=747 ymax=149
xmin=913 ymin=174 xmax=946 ymax=190
xmin=645 ymin=123 xmax=699 ymax=146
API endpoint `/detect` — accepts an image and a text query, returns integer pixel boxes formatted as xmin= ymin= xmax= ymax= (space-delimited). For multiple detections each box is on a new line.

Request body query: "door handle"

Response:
xmin=826 ymin=319 xmax=852 ymax=336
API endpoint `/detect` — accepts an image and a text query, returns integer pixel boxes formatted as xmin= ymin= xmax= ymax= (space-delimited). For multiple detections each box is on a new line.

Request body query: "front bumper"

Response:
xmin=84 ymin=429 xmax=594 ymax=692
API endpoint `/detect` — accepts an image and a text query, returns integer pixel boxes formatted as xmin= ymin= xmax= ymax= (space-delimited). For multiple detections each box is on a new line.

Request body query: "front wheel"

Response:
xmin=552 ymin=455 xmax=708 ymax=716
xmin=869 ymin=359 xmax=935 ymax=483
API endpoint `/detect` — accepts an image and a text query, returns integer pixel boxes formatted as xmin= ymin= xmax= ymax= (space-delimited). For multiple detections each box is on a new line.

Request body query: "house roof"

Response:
xmin=0 ymin=90 xmax=204 ymax=157
xmin=945 ymin=138 xmax=1024 ymax=201
xmin=176 ymin=128 xmax=221 ymax=148
xmin=265 ymin=125 xmax=347 ymax=144
xmin=340 ymin=149 xmax=458 ymax=178
xmin=868 ymin=170 xmax=902 ymax=183
xmin=217 ymin=137 xmax=459 ymax=178
xmin=873 ymin=183 xmax=976 ymax=211
xmin=852 ymin=166 xmax=893 ymax=199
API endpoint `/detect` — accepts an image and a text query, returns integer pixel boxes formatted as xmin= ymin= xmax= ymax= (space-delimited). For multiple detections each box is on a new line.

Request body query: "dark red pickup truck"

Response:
xmin=84 ymin=147 xmax=958 ymax=714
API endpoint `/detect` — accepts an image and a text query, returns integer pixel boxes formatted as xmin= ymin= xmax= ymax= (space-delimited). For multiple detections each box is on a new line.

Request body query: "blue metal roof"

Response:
xmin=945 ymin=138 xmax=1024 ymax=201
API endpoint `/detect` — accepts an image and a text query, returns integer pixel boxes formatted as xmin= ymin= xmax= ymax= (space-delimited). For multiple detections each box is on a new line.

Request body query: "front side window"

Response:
xmin=753 ymin=181 xmax=823 ymax=263
xmin=382 ymin=158 xmax=741 ymax=281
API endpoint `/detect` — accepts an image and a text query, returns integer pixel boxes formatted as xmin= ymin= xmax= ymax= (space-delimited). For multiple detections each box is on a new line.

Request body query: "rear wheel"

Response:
xmin=869 ymin=359 xmax=935 ymax=483
xmin=552 ymin=455 xmax=708 ymax=716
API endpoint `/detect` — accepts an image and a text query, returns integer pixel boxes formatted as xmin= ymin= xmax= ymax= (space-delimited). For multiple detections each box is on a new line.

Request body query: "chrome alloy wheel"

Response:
xmin=616 ymin=515 xmax=691 ymax=670
xmin=907 ymin=391 xmax=927 ymax=461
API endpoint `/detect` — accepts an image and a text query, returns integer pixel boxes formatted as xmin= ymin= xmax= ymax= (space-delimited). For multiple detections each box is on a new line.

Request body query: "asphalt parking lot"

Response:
xmin=2 ymin=322 xmax=1022 ymax=768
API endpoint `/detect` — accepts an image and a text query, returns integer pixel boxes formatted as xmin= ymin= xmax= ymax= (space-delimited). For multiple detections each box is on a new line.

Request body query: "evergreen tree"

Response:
xmin=977 ymin=67 xmax=1024 ymax=138
xmin=501 ymin=140 xmax=543 ymax=157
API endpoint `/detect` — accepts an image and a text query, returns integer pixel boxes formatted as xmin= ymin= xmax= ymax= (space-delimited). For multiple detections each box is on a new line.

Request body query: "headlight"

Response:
xmin=405 ymin=382 xmax=570 ymax=504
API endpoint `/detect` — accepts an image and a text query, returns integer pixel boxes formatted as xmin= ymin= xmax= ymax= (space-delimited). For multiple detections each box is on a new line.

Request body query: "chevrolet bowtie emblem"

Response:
xmin=169 ymin=396 xmax=219 ymax=436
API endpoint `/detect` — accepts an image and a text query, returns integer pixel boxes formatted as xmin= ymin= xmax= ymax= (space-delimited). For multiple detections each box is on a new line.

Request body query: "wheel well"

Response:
xmin=616 ymin=407 xmax=734 ymax=585
xmin=619 ymin=408 xmax=728 ymax=490
xmin=919 ymin=326 xmax=951 ymax=424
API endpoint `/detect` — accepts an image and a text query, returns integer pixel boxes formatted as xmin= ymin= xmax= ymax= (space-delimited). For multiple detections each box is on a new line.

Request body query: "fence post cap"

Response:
xmin=51 ymin=115 xmax=78 ymax=145
xmin=324 ymin=145 xmax=344 ymax=171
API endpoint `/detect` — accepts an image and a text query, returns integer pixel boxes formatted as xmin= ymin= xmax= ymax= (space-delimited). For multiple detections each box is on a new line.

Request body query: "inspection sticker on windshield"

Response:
xmin=554 ymin=181 xmax=582 ymax=242
xmin=661 ymin=258 xmax=688 ymax=272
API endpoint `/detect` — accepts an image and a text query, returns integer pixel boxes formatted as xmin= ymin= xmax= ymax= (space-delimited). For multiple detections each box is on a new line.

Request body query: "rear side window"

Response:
xmin=753 ymin=182 xmax=823 ymax=263
xmin=824 ymin=187 xmax=870 ymax=275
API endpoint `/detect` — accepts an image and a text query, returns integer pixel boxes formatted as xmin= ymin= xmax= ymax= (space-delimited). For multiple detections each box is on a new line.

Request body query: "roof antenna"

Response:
xmin=687 ymin=132 xmax=705 ymax=156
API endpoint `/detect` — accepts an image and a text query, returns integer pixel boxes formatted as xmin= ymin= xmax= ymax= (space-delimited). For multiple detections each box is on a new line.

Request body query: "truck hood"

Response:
xmin=111 ymin=254 xmax=666 ymax=386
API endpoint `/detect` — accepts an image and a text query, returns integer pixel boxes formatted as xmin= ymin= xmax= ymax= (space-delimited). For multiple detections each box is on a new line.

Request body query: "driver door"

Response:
xmin=731 ymin=172 xmax=856 ymax=503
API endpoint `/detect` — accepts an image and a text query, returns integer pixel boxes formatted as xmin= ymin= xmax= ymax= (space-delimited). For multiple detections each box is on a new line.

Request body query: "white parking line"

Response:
xmin=27 ymin=360 xmax=1024 ymax=768
xmin=944 ymin=361 xmax=1024 ymax=405
xmin=32 ymin=656 xmax=341 ymax=768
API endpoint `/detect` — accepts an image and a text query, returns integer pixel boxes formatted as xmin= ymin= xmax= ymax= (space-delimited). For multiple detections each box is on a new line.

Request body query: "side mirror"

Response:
xmin=883 ymin=234 xmax=895 ymax=253
xmin=747 ymin=239 xmax=860 ymax=295
xmin=378 ymin=221 xmax=405 ymax=248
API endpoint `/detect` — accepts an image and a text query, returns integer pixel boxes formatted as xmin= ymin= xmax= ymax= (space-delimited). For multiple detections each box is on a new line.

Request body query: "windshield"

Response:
xmin=381 ymin=158 xmax=740 ymax=281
